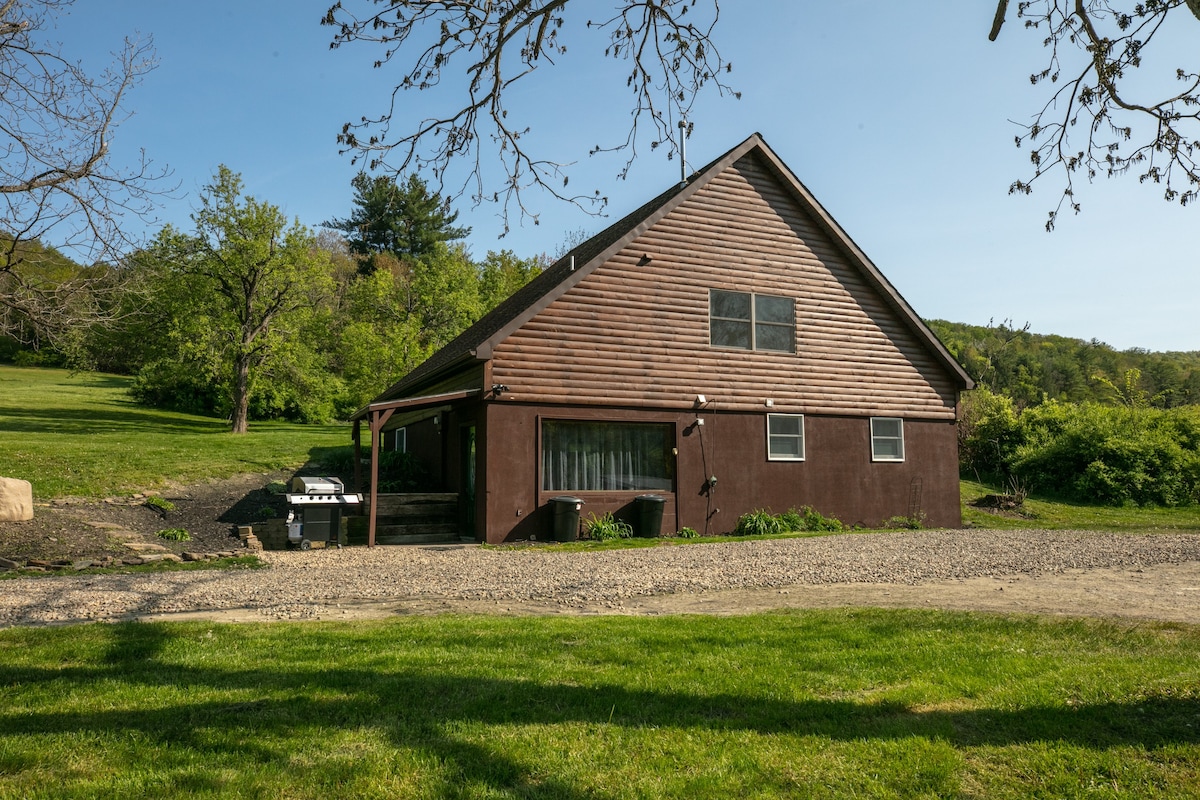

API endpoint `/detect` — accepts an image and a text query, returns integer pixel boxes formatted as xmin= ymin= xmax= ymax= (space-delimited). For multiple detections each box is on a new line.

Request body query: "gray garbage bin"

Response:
xmin=634 ymin=494 xmax=665 ymax=538
xmin=550 ymin=496 xmax=583 ymax=542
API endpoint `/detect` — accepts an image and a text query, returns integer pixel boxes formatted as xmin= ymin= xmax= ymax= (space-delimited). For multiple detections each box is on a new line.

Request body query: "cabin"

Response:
xmin=350 ymin=133 xmax=973 ymax=545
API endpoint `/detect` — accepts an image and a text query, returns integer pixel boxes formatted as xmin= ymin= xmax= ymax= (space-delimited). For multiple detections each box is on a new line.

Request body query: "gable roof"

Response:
xmin=374 ymin=133 xmax=972 ymax=402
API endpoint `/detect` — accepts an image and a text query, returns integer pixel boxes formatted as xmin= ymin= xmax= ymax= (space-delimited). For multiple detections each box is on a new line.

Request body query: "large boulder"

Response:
xmin=0 ymin=477 xmax=34 ymax=522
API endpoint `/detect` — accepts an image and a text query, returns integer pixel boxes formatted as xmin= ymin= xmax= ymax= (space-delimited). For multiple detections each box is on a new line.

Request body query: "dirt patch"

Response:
xmin=0 ymin=471 xmax=293 ymax=561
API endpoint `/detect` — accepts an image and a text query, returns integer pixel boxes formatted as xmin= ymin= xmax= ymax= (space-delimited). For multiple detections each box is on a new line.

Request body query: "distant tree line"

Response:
xmin=1 ymin=169 xmax=545 ymax=431
xmin=927 ymin=319 xmax=1200 ymax=410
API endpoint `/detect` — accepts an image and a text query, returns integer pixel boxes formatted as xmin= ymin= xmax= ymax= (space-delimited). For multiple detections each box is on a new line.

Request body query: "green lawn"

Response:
xmin=0 ymin=366 xmax=350 ymax=498
xmin=961 ymin=479 xmax=1200 ymax=532
xmin=1 ymin=611 xmax=1197 ymax=798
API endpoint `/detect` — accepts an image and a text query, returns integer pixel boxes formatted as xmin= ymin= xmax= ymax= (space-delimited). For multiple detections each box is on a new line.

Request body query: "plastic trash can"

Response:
xmin=550 ymin=496 xmax=583 ymax=542
xmin=634 ymin=494 xmax=665 ymax=538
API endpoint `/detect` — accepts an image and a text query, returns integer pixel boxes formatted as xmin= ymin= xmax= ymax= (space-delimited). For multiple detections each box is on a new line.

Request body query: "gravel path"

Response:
xmin=2 ymin=529 xmax=1200 ymax=627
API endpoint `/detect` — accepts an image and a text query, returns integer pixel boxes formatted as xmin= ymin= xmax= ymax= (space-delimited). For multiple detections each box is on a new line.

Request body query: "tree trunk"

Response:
xmin=231 ymin=354 xmax=251 ymax=434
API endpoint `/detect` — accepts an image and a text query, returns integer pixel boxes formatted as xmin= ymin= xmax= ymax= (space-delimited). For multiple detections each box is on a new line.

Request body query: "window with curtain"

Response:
xmin=541 ymin=420 xmax=674 ymax=491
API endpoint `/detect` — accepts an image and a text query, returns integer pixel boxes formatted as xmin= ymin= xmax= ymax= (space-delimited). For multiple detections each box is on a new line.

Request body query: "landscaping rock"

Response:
xmin=0 ymin=557 xmax=20 ymax=571
xmin=0 ymin=477 xmax=33 ymax=522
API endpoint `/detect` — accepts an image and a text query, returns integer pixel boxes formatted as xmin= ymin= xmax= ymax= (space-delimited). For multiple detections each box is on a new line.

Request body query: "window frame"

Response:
xmin=766 ymin=413 xmax=806 ymax=462
xmin=540 ymin=418 xmax=676 ymax=493
xmin=708 ymin=289 xmax=795 ymax=354
xmin=870 ymin=417 xmax=905 ymax=462
xmin=391 ymin=427 xmax=407 ymax=453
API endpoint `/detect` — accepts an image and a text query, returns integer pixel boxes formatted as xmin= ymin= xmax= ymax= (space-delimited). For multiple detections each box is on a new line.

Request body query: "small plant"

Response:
xmin=256 ymin=505 xmax=277 ymax=519
xmin=777 ymin=508 xmax=805 ymax=532
xmin=144 ymin=495 xmax=175 ymax=516
xmin=584 ymin=512 xmax=633 ymax=541
xmin=266 ymin=481 xmax=288 ymax=495
xmin=676 ymin=526 xmax=700 ymax=539
xmin=883 ymin=513 xmax=925 ymax=530
xmin=157 ymin=528 xmax=191 ymax=541
xmin=734 ymin=509 xmax=784 ymax=537
xmin=795 ymin=506 xmax=846 ymax=532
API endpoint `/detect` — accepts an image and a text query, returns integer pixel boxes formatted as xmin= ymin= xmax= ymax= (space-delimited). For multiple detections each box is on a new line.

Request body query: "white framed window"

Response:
xmin=870 ymin=417 xmax=904 ymax=462
xmin=392 ymin=427 xmax=407 ymax=453
xmin=767 ymin=414 xmax=805 ymax=461
xmin=709 ymin=290 xmax=795 ymax=353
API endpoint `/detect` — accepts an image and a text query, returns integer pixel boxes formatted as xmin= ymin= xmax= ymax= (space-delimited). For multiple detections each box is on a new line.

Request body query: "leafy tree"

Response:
xmin=332 ymin=267 xmax=429 ymax=414
xmin=322 ymin=173 xmax=469 ymax=272
xmin=1 ymin=0 xmax=167 ymax=348
xmin=138 ymin=167 xmax=335 ymax=433
xmin=478 ymin=249 xmax=542 ymax=313
xmin=409 ymin=243 xmax=482 ymax=352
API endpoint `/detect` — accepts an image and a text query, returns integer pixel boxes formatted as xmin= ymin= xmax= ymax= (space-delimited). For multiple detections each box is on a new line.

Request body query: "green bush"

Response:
xmin=1011 ymin=402 xmax=1200 ymax=506
xmin=156 ymin=528 xmax=191 ymax=541
xmin=144 ymin=495 xmax=175 ymax=514
xmin=584 ymin=512 xmax=633 ymax=541
xmin=676 ymin=526 xmax=700 ymax=539
xmin=795 ymin=506 xmax=846 ymax=532
xmin=734 ymin=509 xmax=784 ymax=537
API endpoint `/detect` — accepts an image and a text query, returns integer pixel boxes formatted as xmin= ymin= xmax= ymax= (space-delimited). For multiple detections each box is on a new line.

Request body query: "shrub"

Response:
xmin=157 ymin=528 xmax=191 ymax=541
xmin=676 ymin=526 xmax=700 ymax=539
xmin=1012 ymin=402 xmax=1200 ymax=506
xmin=777 ymin=508 xmax=805 ymax=532
xmin=734 ymin=510 xmax=784 ymax=537
xmin=795 ymin=506 xmax=846 ymax=532
xmin=144 ymin=496 xmax=175 ymax=514
xmin=584 ymin=512 xmax=633 ymax=541
xmin=883 ymin=513 xmax=924 ymax=530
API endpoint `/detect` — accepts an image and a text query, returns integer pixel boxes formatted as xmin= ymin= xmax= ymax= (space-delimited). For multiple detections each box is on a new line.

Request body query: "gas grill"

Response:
xmin=285 ymin=476 xmax=362 ymax=550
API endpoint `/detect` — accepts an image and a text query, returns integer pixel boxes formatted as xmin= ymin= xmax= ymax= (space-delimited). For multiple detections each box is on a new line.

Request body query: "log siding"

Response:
xmin=491 ymin=153 xmax=958 ymax=419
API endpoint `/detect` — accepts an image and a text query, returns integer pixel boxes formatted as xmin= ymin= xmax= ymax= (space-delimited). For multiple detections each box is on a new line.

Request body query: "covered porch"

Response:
xmin=350 ymin=389 xmax=482 ymax=547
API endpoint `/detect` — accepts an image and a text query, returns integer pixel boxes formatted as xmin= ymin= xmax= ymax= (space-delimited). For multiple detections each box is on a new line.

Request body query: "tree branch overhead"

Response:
xmin=323 ymin=1 xmax=735 ymax=234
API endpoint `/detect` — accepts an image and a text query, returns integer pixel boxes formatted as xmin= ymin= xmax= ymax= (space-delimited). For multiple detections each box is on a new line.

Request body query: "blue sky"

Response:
xmin=50 ymin=1 xmax=1198 ymax=351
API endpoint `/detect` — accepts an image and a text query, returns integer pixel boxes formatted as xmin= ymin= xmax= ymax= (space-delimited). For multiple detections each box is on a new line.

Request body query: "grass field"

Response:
xmin=960 ymin=480 xmax=1200 ymax=532
xmin=0 ymin=611 xmax=1197 ymax=798
xmin=0 ymin=366 xmax=350 ymax=498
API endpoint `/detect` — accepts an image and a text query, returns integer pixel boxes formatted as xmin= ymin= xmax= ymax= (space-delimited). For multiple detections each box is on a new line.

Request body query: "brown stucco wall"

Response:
xmin=477 ymin=401 xmax=961 ymax=544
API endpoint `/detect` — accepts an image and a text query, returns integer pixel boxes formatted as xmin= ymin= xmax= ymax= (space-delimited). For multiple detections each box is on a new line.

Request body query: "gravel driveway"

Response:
xmin=2 ymin=529 xmax=1199 ymax=627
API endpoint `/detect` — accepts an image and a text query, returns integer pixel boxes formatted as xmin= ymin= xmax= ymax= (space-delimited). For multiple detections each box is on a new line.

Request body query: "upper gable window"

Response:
xmin=709 ymin=290 xmax=794 ymax=353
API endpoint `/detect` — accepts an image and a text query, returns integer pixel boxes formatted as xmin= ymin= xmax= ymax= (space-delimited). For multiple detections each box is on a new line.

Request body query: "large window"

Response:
xmin=871 ymin=417 xmax=905 ymax=462
xmin=542 ymin=420 xmax=674 ymax=492
xmin=709 ymin=290 xmax=795 ymax=353
xmin=767 ymin=414 xmax=805 ymax=461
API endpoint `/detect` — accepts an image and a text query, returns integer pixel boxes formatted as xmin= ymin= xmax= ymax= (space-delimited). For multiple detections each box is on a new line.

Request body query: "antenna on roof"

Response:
xmin=678 ymin=118 xmax=689 ymax=188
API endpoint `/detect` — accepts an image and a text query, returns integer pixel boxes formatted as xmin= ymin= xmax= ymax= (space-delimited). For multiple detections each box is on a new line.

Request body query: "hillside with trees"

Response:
xmin=2 ymin=170 xmax=546 ymax=429
xmin=927 ymin=319 xmax=1200 ymax=409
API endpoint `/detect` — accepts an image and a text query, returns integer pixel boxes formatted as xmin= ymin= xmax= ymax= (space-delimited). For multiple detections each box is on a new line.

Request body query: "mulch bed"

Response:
xmin=0 ymin=471 xmax=295 ymax=562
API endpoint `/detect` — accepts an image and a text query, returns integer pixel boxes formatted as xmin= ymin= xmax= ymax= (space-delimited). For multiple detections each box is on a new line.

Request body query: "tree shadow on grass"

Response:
xmin=1 ymin=623 xmax=1198 ymax=796
xmin=0 ymin=404 xmax=227 ymax=435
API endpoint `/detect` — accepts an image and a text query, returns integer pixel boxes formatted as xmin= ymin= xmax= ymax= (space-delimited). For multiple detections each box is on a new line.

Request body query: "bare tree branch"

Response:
xmin=323 ymin=1 xmax=736 ymax=234
xmin=994 ymin=0 xmax=1200 ymax=230
xmin=1 ymin=0 xmax=170 ymax=347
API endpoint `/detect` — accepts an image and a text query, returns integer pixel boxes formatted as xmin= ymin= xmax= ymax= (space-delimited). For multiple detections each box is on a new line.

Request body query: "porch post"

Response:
xmin=367 ymin=406 xmax=396 ymax=549
xmin=368 ymin=412 xmax=380 ymax=548
xmin=352 ymin=420 xmax=362 ymax=494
